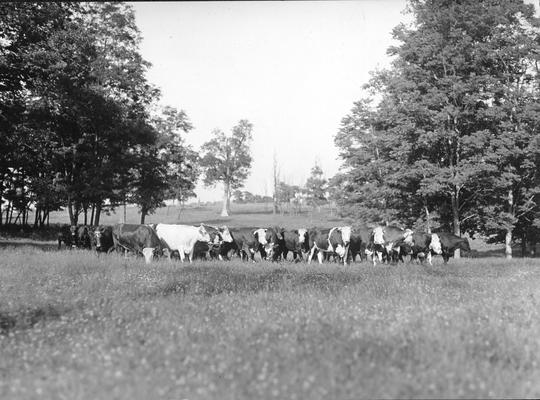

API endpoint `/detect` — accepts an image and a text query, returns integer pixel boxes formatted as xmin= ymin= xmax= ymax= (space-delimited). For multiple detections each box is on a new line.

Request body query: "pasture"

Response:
xmin=1 ymin=248 xmax=539 ymax=399
xmin=1 ymin=203 xmax=538 ymax=399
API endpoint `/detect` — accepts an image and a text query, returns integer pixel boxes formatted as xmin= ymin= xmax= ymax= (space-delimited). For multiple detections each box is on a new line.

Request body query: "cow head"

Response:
xmin=297 ymin=228 xmax=308 ymax=244
xmin=197 ymin=225 xmax=211 ymax=242
xmin=339 ymin=226 xmax=352 ymax=245
xmin=219 ymin=226 xmax=233 ymax=243
xmin=253 ymin=229 xmax=268 ymax=246
xmin=430 ymin=233 xmax=442 ymax=254
xmin=403 ymin=229 xmax=414 ymax=245
xmin=372 ymin=226 xmax=384 ymax=245
xmin=142 ymin=247 xmax=156 ymax=264
xmin=94 ymin=228 xmax=103 ymax=250
xmin=459 ymin=238 xmax=471 ymax=252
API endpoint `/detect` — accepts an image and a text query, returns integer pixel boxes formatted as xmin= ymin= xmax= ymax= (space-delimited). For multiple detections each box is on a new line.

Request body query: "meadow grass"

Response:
xmin=1 ymin=247 xmax=539 ymax=399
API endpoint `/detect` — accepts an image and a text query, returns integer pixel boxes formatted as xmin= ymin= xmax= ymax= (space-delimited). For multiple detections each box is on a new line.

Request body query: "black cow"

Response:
xmin=58 ymin=225 xmax=78 ymax=249
xmin=347 ymin=226 xmax=372 ymax=263
xmin=76 ymin=225 xmax=92 ymax=250
xmin=307 ymin=226 xmax=352 ymax=265
xmin=436 ymin=232 xmax=471 ymax=263
xmin=227 ymin=227 xmax=266 ymax=261
xmin=93 ymin=225 xmax=114 ymax=253
xmin=259 ymin=227 xmax=284 ymax=261
xmin=192 ymin=225 xmax=234 ymax=260
xmin=274 ymin=228 xmax=309 ymax=262
xmin=112 ymin=223 xmax=163 ymax=264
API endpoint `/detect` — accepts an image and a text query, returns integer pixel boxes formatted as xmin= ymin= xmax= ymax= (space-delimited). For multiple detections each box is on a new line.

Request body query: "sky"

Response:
xmin=130 ymin=0 xmax=410 ymax=202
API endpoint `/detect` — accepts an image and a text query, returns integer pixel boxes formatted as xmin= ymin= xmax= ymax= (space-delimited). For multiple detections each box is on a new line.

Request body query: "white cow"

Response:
xmin=155 ymin=224 xmax=211 ymax=262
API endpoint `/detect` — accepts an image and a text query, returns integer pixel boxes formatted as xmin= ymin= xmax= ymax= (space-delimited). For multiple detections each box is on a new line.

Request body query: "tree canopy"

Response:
xmin=0 ymin=2 xmax=198 ymax=226
xmin=200 ymin=120 xmax=253 ymax=217
xmin=335 ymin=0 xmax=540 ymax=258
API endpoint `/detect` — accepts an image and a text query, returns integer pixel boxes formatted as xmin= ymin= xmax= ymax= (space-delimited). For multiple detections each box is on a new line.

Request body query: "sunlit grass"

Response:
xmin=1 ymin=248 xmax=539 ymax=399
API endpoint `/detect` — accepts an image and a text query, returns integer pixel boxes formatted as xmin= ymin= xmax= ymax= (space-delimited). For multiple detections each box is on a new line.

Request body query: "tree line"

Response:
xmin=333 ymin=0 xmax=540 ymax=258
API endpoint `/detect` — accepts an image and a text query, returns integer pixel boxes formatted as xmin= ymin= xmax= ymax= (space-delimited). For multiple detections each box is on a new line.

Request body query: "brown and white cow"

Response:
xmin=307 ymin=226 xmax=352 ymax=265
xmin=112 ymin=223 xmax=164 ymax=264
xmin=404 ymin=232 xmax=443 ymax=265
xmin=367 ymin=225 xmax=414 ymax=265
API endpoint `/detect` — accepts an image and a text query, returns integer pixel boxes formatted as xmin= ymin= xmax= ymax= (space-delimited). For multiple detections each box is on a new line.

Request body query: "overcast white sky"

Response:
xmin=130 ymin=0 xmax=409 ymax=202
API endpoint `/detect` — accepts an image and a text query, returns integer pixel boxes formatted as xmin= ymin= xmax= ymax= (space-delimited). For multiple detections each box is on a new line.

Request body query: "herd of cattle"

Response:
xmin=57 ymin=222 xmax=471 ymax=265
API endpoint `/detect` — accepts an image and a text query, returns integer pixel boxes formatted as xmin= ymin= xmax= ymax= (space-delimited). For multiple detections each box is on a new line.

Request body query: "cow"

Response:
xmin=93 ymin=225 xmax=114 ymax=253
xmin=76 ymin=225 xmax=92 ymax=250
xmin=435 ymin=232 xmax=471 ymax=263
xmin=367 ymin=225 xmax=414 ymax=265
xmin=112 ymin=223 xmax=163 ymax=264
xmin=192 ymin=225 xmax=234 ymax=260
xmin=403 ymin=232 xmax=443 ymax=265
xmin=307 ymin=226 xmax=352 ymax=265
xmin=227 ymin=227 xmax=267 ymax=262
xmin=275 ymin=228 xmax=309 ymax=262
xmin=57 ymin=225 xmax=78 ymax=249
xmin=347 ymin=225 xmax=372 ymax=263
xmin=155 ymin=224 xmax=211 ymax=263
xmin=259 ymin=227 xmax=284 ymax=261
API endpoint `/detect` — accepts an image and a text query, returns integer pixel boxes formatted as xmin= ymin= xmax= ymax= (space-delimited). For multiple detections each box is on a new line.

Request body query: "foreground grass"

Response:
xmin=0 ymin=248 xmax=539 ymax=399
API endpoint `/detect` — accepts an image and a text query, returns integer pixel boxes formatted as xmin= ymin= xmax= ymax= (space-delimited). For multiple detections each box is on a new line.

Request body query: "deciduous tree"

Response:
xmin=200 ymin=120 xmax=253 ymax=217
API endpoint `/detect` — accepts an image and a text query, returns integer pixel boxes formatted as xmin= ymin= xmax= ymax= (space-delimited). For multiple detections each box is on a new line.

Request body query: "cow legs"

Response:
xmin=317 ymin=251 xmax=324 ymax=264
xmin=307 ymin=247 xmax=316 ymax=264
xmin=178 ymin=249 xmax=185 ymax=262
xmin=427 ymin=252 xmax=433 ymax=266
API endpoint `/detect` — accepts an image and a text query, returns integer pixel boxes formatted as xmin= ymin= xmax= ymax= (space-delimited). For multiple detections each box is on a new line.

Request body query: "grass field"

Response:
xmin=1 ymin=246 xmax=539 ymax=399
xmin=1 ymin=203 xmax=537 ymax=398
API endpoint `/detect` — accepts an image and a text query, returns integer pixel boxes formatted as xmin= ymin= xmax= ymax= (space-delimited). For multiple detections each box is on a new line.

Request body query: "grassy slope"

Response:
xmin=1 ymin=248 xmax=539 ymax=399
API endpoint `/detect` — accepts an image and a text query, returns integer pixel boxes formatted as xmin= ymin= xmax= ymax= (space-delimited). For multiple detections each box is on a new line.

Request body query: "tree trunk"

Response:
xmin=8 ymin=202 xmax=14 ymax=224
xmin=140 ymin=208 xmax=147 ymax=224
xmin=68 ymin=197 xmax=75 ymax=225
xmin=505 ymin=229 xmax=513 ymax=259
xmin=506 ymin=189 xmax=514 ymax=259
xmin=94 ymin=203 xmax=102 ymax=226
xmin=424 ymin=205 xmax=431 ymax=233
xmin=34 ymin=207 xmax=40 ymax=228
xmin=221 ymin=181 xmax=230 ymax=217
xmin=5 ymin=201 xmax=10 ymax=224
xmin=451 ymin=192 xmax=461 ymax=259
xmin=90 ymin=205 xmax=95 ymax=226
xmin=521 ymin=232 xmax=527 ymax=258
xmin=41 ymin=209 xmax=48 ymax=227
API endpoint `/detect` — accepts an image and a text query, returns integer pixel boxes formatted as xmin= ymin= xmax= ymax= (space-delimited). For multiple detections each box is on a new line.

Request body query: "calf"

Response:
xmin=436 ymin=232 xmax=471 ymax=263
xmin=155 ymin=224 xmax=211 ymax=263
xmin=112 ymin=223 xmax=163 ymax=264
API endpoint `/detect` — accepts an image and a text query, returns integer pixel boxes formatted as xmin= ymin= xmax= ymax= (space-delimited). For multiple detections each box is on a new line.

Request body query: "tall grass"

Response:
xmin=1 ymin=247 xmax=539 ymax=399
